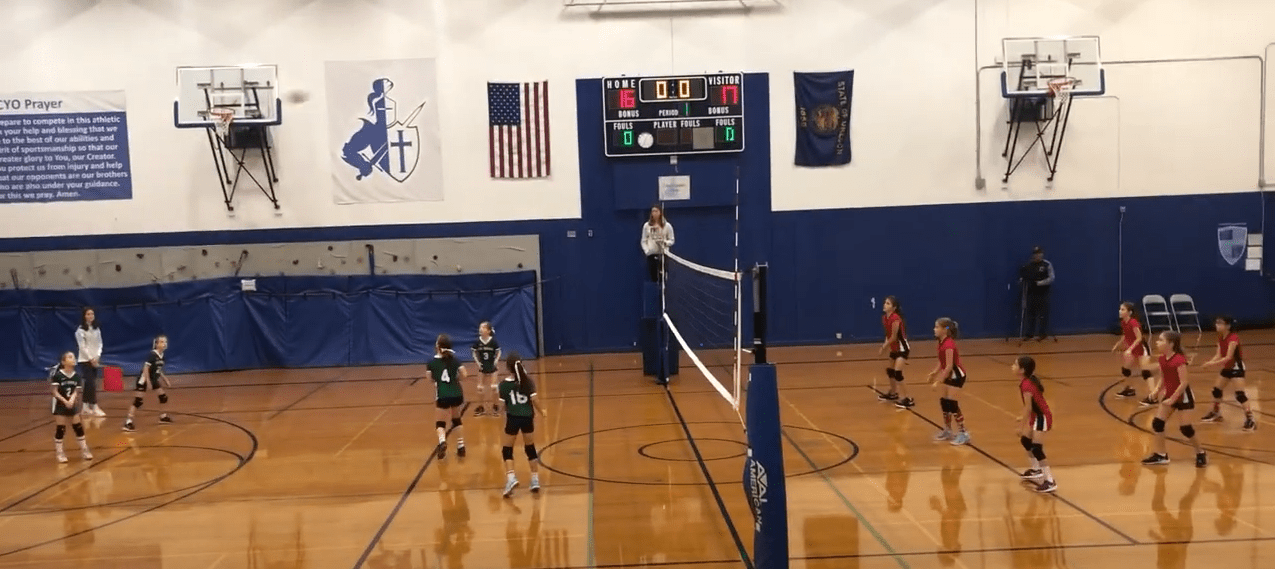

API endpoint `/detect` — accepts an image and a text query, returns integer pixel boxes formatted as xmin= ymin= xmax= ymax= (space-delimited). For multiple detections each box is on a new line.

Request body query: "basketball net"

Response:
xmin=209 ymin=108 xmax=234 ymax=141
xmin=1048 ymin=78 xmax=1077 ymax=116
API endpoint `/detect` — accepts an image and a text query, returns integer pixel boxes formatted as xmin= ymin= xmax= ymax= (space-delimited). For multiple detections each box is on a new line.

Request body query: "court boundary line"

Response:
xmin=349 ymin=402 xmax=469 ymax=569
xmin=0 ymin=449 xmax=129 ymax=514
xmin=1097 ymin=382 xmax=1274 ymax=466
xmin=662 ymin=386 xmax=755 ymax=569
xmin=587 ymin=361 xmax=597 ymax=569
xmin=779 ymin=428 xmax=912 ymax=568
xmin=879 ymin=386 xmax=1141 ymax=545
xmin=0 ymin=411 xmax=258 ymax=558
xmin=0 ymin=419 xmax=54 ymax=444
xmin=267 ymin=380 xmax=334 ymax=420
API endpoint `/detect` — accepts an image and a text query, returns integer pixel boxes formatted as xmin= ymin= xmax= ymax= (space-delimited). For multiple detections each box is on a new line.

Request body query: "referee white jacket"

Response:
xmin=641 ymin=222 xmax=675 ymax=256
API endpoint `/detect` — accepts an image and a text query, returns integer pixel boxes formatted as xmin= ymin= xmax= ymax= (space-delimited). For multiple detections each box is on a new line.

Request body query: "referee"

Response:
xmin=1019 ymin=247 xmax=1055 ymax=341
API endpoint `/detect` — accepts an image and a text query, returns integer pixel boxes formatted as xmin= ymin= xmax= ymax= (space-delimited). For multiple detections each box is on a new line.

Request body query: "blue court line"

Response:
xmin=779 ymin=428 xmax=912 ymax=569
xmin=587 ymin=361 xmax=597 ymax=568
xmin=0 ymin=419 xmax=54 ymax=444
xmin=266 ymin=381 xmax=332 ymax=420
xmin=350 ymin=403 xmax=469 ymax=569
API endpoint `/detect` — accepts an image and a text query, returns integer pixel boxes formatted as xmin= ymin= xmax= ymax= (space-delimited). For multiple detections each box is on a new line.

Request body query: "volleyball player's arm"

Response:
xmin=1017 ymin=394 xmax=1032 ymax=427
xmin=139 ymin=362 xmax=150 ymax=384
xmin=458 ymin=365 xmax=468 ymax=380
xmin=883 ymin=321 xmax=900 ymax=352
xmin=50 ymin=382 xmax=70 ymax=407
xmin=160 ymin=371 xmax=172 ymax=389
xmin=530 ymin=393 xmax=547 ymax=417
xmin=1203 ymin=343 xmax=1235 ymax=368
xmin=1124 ymin=328 xmax=1142 ymax=355
xmin=1112 ymin=334 xmax=1125 ymax=352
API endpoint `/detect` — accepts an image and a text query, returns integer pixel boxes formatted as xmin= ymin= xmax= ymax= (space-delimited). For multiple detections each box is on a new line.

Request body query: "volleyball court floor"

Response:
xmin=0 ymin=331 xmax=1272 ymax=568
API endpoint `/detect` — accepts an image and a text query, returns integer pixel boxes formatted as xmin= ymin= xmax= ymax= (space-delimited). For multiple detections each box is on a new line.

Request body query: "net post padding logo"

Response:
xmin=340 ymin=77 xmax=427 ymax=183
xmin=1217 ymin=223 xmax=1247 ymax=266
xmin=743 ymin=448 xmax=768 ymax=532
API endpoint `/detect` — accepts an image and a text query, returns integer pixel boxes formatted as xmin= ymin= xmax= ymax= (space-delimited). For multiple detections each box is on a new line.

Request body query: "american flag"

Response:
xmin=488 ymin=81 xmax=550 ymax=179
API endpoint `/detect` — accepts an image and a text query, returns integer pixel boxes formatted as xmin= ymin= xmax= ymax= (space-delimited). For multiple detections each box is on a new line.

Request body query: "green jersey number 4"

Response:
xmin=439 ymin=369 xmax=452 ymax=383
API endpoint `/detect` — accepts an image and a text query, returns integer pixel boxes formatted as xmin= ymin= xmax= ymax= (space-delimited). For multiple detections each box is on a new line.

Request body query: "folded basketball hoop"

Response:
xmin=1047 ymin=78 xmax=1077 ymax=109
xmin=208 ymin=108 xmax=234 ymax=141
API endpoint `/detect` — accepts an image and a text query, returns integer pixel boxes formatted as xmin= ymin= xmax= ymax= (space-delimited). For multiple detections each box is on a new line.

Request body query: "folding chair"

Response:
xmin=1169 ymin=294 xmax=1203 ymax=344
xmin=1141 ymin=294 xmax=1175 ymax=333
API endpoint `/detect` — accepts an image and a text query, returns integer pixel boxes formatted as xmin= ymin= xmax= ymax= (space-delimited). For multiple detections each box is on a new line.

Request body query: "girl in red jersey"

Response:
xmin=877 ymin=296 xmax=914 ymax=409
xmin=1142 ymin=331 xmax=1207 ymax=467
xmin=1111 ymin=301 xmax=1154 ymax=404
xmin=927 ymin=318 xmax=970 ymax=446
xmin=1200 ymin=316 xmax=1255 ymax=431
xmin=1013 ymin=356 xmax=1056 ymax=493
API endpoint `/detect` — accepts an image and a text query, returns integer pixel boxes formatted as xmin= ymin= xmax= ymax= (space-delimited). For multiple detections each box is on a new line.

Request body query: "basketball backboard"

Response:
xmin=174 ymin=65 xmax=281 ymax=128
xmin=1001 ymin=36 xmax=1104 ymax=98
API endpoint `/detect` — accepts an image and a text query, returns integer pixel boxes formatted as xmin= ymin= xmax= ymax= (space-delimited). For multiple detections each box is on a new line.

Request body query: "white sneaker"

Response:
xmin=530 ymin=475 xmax=541 ymax=493
xmin=56 ymin=451 xmax=68 ymax=464
xmin=503 ymin=477 xmax=519 ymax=497
xmin=81 ymin=447 xmax=94 ymax=461
xmin=92 ymin=405 xmax=106 ymax=417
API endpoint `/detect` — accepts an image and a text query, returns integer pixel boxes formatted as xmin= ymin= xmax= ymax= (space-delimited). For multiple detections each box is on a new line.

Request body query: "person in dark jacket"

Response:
xmin=1019 ymin=247 xmax=1055 ymax=341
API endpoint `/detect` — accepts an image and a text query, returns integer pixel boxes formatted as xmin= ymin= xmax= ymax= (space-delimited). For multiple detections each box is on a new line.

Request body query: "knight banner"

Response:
xmin=1217 ymin=223 xmax=1248 ymax=268
xmin=794 ymin=70 xmax=854 ymax=167
xmin=325 ymin=58 xmax=443 ymax=204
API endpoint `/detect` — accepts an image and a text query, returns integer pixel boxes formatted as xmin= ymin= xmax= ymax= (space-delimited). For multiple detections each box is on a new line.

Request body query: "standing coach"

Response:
xmin=1019 ymin=247 xmax=1055 ymax=341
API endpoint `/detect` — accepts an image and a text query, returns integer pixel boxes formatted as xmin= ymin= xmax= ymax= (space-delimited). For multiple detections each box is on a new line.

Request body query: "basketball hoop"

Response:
xmin=208 ymin=108 xmax=234 ymax=141
xmin=1047 ymin=78 xmax=1077 ymax=110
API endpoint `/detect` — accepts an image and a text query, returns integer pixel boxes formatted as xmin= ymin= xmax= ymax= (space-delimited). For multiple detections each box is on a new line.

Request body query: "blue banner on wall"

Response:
xmin=793 ymin=71 xmax=853 ymax=167
xmin=0 ymin=91 xmax=132 ymax=203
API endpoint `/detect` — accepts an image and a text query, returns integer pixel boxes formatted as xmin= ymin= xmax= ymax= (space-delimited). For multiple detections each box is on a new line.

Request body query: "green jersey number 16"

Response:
xmin=506 ymin=391 xmax=529 ymax=406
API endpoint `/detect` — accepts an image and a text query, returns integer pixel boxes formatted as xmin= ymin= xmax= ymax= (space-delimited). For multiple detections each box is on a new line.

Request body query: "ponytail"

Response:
xmin=506 ymin=352 xmax=535 ymax=395
xmin=937 ymin=317 xmax=959 ymax=339
xmin=1163 ymin=331 xmax=1184 ymax=356
xmin=436 ymin=334 xmax=456 ymax=364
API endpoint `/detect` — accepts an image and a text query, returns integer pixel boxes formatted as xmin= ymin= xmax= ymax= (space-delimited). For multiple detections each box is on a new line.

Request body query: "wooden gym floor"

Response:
xmin=0 ymin=331 xmax=1272 ymax=568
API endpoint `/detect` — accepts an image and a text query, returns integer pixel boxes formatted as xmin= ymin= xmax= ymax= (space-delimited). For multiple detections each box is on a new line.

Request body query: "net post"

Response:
xmin=752 ymin=263 xmax=768 ymax=365
xmin=743 ymin=362 xmax=788 ymax=568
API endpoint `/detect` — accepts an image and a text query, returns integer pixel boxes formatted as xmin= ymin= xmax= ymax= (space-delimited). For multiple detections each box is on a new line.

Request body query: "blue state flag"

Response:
xmin=794 ymin=70 xmax=854 ymax=167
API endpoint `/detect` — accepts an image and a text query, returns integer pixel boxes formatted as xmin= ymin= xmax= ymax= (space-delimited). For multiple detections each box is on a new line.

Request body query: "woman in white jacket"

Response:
xmin=75 ymin=307 xmax=106 ymax=417
xmin=640 ymin=204 xmax=675 ymax=282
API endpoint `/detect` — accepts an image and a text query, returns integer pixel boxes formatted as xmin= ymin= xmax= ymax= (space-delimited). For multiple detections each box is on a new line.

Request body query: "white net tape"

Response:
xmin=661 ymin=250 xmax=742 ymax=412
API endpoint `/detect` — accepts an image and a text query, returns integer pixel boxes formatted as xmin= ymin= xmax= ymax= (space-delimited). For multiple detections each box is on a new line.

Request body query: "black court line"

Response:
xmin=267 ymin=381 xmax=333 ymax=420
xmin=0 ymin=419 xmax=54 ymax=444
xmin=1097 ymin=382 xmax=1274 ymax=466
xmin=0 ymin=448 xmax=129 ymax=514
xmin=876 ymin=386 xmax=1140 ymax=545
xmin=350 ymin=402 xmax=469 ymax=569
xmin=0 ymin=411 xmax=258 ymax=558
xmin=661 ymin=386 xmax=754 ymax=569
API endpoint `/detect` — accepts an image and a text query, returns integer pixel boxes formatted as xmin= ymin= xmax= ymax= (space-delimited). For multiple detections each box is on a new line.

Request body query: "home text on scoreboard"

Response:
xmin=602 ymin=73 xmax=745 ymax=157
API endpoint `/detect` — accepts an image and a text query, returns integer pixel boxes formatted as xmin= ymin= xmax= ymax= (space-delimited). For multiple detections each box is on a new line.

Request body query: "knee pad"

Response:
xmin=1020 ymin=436 xmax=1034 ymax=452
xmin=71 ymin=423 xmax=85 ymax=437
xmin=158 ymin=393 xmax=168 ymax=404
xmin=1141 ymin=370 xmax=1153 ymax=380
xmin=1236 ymin=391 xmax=1249 ymax=404
xmin=939 ymin=398 xmax=952 ymax=413
xmin=1180 ymin=425 xmax=1196 ymax=439
xmin=895 ymin=370 xmax=905 ymax=382
xmin=885 ymin=368 xmax=897 ymax=380
xmin=524 ymin=444 xmax=539 ymax=461
xmin=1152 ymin=417 xmax=1166 ymax=433
xmin=1212 ymin=387 xmax=1224 ymax=400
xmin=501 ymin=446 xmax=514 ymax=460
xmin=1121 ymin=367 xmax=1132 ymax=377
xmin=55 ymin=425 xmax=66 ymax=439
xmin=451 ymin=418 xmax=462 ymax=428
xmin=949 ymin=400 xmax=962 ymax=414
xmin=1031 ymin=444 xmax=1046 ymax=461
xmin=435 ymin=421 xmax=447 ymax=430
xmin=132 ymin=397 xmax=144 ymax=408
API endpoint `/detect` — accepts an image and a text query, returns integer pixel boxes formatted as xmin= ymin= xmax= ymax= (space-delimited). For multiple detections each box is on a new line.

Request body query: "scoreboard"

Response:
xmin=602 ymin=73 xmax=745 ymax=157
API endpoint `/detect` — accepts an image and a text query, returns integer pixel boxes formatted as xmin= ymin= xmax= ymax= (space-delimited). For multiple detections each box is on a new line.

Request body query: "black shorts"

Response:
xmin=1171 ymin=386 xmax=1196 ymax=411
xmin=1221 ymin=362 xmax=1246 ymax=380
xmin=51 ymin=398 xmax=78 ymax=417
xmin=505 ymin=414 xmax=535 ymax=436
xmin=943 ymin=368 xmax=967 ymax=389
xmin=889 ymin=350 xmax=910 ymax=361
xmin=135 ymin=375 xmax=161 ymax=392
xmin=436 ymin=396 xmax=464 ymax=409
xmin=479 ymin=367 xmax=498 ymax=376
xmin=1031 ymin=413 xmax=1052 ymax=432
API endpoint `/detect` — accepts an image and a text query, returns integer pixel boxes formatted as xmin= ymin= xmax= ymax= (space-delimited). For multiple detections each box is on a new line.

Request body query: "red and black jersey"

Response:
xmin=883 ymin=313 xmax=908 ymax=352
xmin=1218 ymin=332 xmax=1243 ymax=369
xmin=1019 ymin=376 xmax=1052 ymax=422
xmin=1121 ymin=317 xmax=1146 ymax=356
xmin=937 ymin=337 xmax=962 ymax=373
xmin=1158 ymin=353 xmax=1189 ymax=396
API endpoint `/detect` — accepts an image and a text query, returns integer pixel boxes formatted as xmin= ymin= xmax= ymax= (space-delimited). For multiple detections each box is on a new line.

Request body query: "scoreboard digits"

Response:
xmin=603 ymin=73 xmax=744 ymax=157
